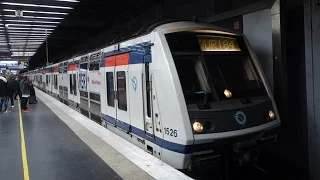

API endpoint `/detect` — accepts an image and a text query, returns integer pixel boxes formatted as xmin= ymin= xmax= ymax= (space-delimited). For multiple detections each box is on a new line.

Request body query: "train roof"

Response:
xmin=154 ymin=21 xmax=242 ymax=35
xmin=31 ymin=20 xmax=242 ymax=69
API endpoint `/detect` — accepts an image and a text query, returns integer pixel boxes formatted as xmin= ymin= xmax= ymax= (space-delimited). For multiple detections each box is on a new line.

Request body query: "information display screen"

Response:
xmin=197 ymin=35 xmax=241 ymax=52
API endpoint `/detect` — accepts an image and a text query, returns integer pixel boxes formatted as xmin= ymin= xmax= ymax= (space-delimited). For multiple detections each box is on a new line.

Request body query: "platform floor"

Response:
xmin=0 ymin=88 xmax=190 ymax=180
xmin=0 ymin=99 xmax=122 ymax=180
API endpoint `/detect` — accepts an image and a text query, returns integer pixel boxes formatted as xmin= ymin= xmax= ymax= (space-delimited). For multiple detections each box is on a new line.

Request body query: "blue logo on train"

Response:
xmin=234 ymin=111 xmax=247 ymax=126
xmin=132 ymin=76 xmax=137 ymax=92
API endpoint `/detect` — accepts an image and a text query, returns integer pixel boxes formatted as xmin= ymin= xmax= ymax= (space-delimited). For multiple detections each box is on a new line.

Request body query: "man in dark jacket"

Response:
xmin=14 ymin=75 xmax=22 ymax=100
xmin=7 ymin=76 xmax=15 ymax=108
xmin=20 ymin=76 xmax=31 ymax=112
xmin=29 ymin=80 xmax=37 ymax=104
xmin=0 ymin=76 xmax=7 ymax=112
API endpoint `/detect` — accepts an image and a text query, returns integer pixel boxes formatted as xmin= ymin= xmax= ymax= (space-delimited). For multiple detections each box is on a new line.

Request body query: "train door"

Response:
xmin=105 ymin=53 xmax=130 ymax=131
xmin=114 ymin=53 xmax=130 ymax=131
xmin=88 ymin=51 xmax=102 ymax=123
xmin=105 ymin=56 xmax=117 ymax=125
xmin=73 ymin=71 xmax=79 ymax=107
xmin=79 ymin=56 xmax=90 ymax=117
xmin=70 ymin=63 xmax=79 ymax=108
xmin=51 ymin=74 xmax=53 ymax=94
xmin=68 ymin=66 xmax=74 ymax=106
xmin=143 ymin=62 xmax=154 ymax=137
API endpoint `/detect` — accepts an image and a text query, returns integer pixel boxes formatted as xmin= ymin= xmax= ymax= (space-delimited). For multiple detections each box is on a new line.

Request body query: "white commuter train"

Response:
xmin=25 ymin=21 xmax=281 ymax=170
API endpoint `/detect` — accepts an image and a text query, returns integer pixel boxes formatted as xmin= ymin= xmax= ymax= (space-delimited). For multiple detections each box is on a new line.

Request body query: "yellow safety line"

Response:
xmin=18 ymin=98 xmax=30 ymax=180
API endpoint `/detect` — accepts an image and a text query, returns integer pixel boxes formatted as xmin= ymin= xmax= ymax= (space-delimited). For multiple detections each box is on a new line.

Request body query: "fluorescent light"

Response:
xmin=10 ymin=42 xmax=42 ymax=45
xmin=10 ymin=38 xmax=45 ymax=40
xmin=3 ymin=9 xmax=68 ymax=15
xmin=7 ymin=27 xmax=54 ymax=31
xmin=11 ymin=50 xmax=37 ymax=52
xmin=8 ymin=30 xmax=51 ymax=34
xmin=10 ymin=40 xmax=44 ymax=42
xmin=1 ymin=2 xmax=73 ymax=10
xmin=10 ymin=39 xmax=44 ymax=41
xmin=6 ymin=24 xmax=56 ymax=28
xmin=8 ymin=34 xmax=50 ymax=37
xmin=10 ymin=35 xmax=46 ymax=38
xmin=3 ymin=15 xmax=64 ymax=20
xmin=56 ymin=0 xmax=80 ymax=2
xmin=4 ymin=19 xmax=60 ymax=24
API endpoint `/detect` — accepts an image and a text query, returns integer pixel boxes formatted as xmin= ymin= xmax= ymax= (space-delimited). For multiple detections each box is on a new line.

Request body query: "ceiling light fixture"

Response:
xmin=4 ymin=19 xmax=60 ymax=24
xmin=3 ymin=15 xmax=64 ymax=20
xmin=7 ymin=27 xmax=54 ymax=31
xmin=3 ymin=9 xmax=68 ymax=15
xmin=6 ymin=24 xmax=56 ymax=28
xmin=1 ymin=2 xmax=73 ymax=10
xmin=9 ymin=33 xmax=49 ymax=36
xmin=8 ymin=30 xmax=52 ymax=33
xmin=56 ymin=0 xmax=80 ymax=2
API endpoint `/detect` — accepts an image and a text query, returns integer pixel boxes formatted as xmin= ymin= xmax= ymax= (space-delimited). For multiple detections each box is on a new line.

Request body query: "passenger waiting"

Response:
xmin=0 ymin=76 xmax=7 ymax=112
xmin=20 ymin=76 xmax=31 ymax=112
xmin=7 ymin=76 xmax=15 ymax=108
xmin=29 ymin=80 xmax=37 ymax=104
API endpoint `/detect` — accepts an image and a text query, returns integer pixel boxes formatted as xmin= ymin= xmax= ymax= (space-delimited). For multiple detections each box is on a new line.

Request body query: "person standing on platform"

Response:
xmin=2 ymin=76 xmax=14 ymax=113
xmin=29 ymin=80 xmax=37 ymax=104
xmin=0 ymin=76 xmax=7 ymax=112
xmin=20 ymin=76 xmax=31 ymax=112
xmin=7 ymin=76 xmax=15 ymax=108
xmin=14 ymin=75 xmax=22 ymax=100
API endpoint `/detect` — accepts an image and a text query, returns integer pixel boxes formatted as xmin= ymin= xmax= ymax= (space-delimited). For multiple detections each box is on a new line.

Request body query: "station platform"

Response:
xmin=0 ymin=88 xmax=191 ymax=180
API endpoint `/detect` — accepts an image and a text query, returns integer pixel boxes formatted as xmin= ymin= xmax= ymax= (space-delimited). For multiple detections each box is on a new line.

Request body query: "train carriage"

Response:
xmin=26 ymin=21 xmax=280 ymax=170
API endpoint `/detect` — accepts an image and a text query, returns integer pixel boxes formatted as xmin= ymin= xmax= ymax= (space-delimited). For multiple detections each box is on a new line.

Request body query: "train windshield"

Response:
xmin=165 ymin=32 xmax=267 ymax=104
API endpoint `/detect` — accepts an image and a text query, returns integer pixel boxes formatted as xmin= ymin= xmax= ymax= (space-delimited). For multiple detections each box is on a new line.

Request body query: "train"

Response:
xmin=25 ymin=21 xmax=280 ymax=170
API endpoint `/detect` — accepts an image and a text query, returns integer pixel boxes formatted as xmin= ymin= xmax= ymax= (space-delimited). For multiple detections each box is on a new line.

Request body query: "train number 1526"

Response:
xmin=164 ymin=128 xmax=177 ymax=137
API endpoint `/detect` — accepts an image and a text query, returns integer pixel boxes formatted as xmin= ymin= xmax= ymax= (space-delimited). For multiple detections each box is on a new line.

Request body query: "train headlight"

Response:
xmin=268 ymin=110 xmax=275 ymax=120
xmin=193 ymin=122 xmax=204 ymax=132
xmin=224 ymin=89 xmax=232 ymax=98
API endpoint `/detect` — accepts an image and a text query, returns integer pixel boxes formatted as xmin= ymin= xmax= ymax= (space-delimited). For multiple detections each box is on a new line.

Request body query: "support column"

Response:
xmin=304 ymin=0 xmax=320 ymax=179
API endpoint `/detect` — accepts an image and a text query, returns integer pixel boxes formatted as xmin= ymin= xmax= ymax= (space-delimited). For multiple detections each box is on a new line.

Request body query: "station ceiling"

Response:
xmin=26 ymin=0 xmax=163 ymax=69
xmin=1 ymin=0 xmax=258 ymax=70
xmin=0 ymin=0 xmax=79 ymax=63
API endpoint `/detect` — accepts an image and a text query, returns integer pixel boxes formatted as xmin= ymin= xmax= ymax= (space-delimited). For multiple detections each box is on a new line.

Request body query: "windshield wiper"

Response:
xmin=197 ymin=91 xmax=212 ymax=110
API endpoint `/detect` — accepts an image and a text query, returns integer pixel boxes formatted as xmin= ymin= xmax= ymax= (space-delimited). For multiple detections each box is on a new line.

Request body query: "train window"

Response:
xmin=89 ymin=61 xmax=100 ymax=71
xmin=69 ymin=74 xmax=73 ymax=94
xmin=106 ymin=72 xmax=115 ymax=107
xmin=117 ymin=71 xmax=127 ymax=111
xmin=145 ymin=63 xmax=151 ymax=118
xmin=90 ymin=92 xmax=100 ymax=102
xmin=173 ymin=55 xmax=215 ymax=104
xmin=203 ymin=54 xmax=266 ymax=99
xmin=80 ymin=63 xmax=88 ymax=71
xmin=63 ymin=66 xmax=68 ymax=73
xmin=54 ymin=75 xmax=58 ymax=89
xmin=73 ymin=74 xmax=77 ymax=96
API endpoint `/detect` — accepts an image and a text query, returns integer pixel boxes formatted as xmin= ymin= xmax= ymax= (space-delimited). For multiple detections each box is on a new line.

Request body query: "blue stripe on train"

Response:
xmin=101 ymin=113 xmax=215 ymax=154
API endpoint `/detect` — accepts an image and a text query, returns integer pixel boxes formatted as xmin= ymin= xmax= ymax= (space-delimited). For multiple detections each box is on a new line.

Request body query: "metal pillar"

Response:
xmin=304 ymin=0 xmax=320 ymax=179
xmin=45 ymin=30 xmax=49 ymax=66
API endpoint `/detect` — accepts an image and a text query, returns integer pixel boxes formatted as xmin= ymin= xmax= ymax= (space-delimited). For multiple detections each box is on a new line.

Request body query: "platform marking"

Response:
xmin=18 ymin=98 xmax=30 ymax=180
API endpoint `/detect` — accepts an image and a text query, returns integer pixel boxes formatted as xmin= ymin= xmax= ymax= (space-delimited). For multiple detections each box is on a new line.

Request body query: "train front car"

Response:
xmin=156 ymin=22 xmax=280 ymax=170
